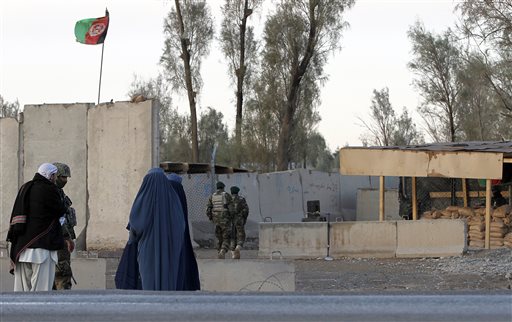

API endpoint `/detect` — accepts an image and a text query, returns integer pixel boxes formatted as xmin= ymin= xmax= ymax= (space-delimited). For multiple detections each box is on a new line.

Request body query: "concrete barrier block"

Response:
xmin=258 ymin=222 xmax=327 ymax=259
xmin=72 ymin=258 xmax=107 ymax=289
xmin=0 ymin=256 xmax=107 ymax=291
xmin=198 ymin=259 xmax=295 ymax=292
xmin=22 ymin=104 xmax=90 ymax=250
xmin=87 ymin=101 xmax=157 ymax=249
xmin=0 ymin=118 xmax=19 ymax=241
xmin=330 ymin=221 xmax=396 ymax=258
xmin=396 ymin=219 xmax=467 ymax=258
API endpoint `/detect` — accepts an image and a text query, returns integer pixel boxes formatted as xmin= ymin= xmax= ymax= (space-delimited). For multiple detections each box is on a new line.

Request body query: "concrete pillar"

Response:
xmin=87 ymin=101 xmax=158 ymax=249
xmin=22 ymin=104 xmax=90 ymax=250
xmin=0 ymin=117 xmax=20 ymax=242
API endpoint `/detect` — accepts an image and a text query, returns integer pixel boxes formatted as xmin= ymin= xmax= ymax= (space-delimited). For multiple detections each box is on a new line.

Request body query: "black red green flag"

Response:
xmin=74 ymin=9 xmax=109 ymax=45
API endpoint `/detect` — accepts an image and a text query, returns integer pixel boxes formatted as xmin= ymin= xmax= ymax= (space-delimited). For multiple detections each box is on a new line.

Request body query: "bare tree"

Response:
xmin=359 ymin=88 xmax=423 ymax=146
xmin=359 ymin=88 xmax=396 ymax=146
xmin=198 ymin=107 xmax=230 ymax=164
xmin=161 ymin=0 xmax=214 ymax=162
xmin=220 ymin=0 xmax=262 ymax=167
xmin=0 ymin=95 xmax=20 ymax=118
xmin=392 ymin=108 xmax=424 ymax=146
xmin=457 ymin=1 xmax=512 ymax=115
xmin=408 ymin=21 xmax=463 ymax=142
xmin=266 ymin=0 xmax=354 ymax=170
xmin=128 ymin=74 xmax=180 ymax=161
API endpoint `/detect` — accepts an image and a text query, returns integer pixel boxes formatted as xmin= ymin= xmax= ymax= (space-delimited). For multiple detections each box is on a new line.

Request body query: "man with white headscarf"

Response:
xmin=6 ymin=163 xmax=68 ymax=291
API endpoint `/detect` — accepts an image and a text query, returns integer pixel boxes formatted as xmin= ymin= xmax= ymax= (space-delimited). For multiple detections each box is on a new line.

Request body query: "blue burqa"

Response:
xmin=127 ymin=168 xmax=186 ymax=291
xmin=167 ymin=173 xmax=201 ymax=291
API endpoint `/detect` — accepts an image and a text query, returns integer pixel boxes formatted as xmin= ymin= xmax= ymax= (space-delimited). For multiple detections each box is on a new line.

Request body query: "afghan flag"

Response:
xmin=74 ymin=9 xmax=109 ymax=45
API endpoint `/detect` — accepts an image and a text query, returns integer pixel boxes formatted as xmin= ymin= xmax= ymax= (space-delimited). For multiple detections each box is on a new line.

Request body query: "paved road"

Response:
xmin=1 ymin=290 xmax=510 ymax=321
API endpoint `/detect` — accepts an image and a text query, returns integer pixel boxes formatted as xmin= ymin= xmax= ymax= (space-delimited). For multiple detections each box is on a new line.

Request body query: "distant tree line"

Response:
xmin=0 ymin=95 xmax=19 ymax=119
xmin=129 ymin=0 xmax=354 ymax=172
xmin=361 ymin=2 xmax=512 ymax=146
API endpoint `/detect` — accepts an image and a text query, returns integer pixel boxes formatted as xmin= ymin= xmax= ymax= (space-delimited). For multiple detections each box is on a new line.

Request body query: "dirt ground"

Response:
xmin=195 ymin=248 xmax=512 ymax=292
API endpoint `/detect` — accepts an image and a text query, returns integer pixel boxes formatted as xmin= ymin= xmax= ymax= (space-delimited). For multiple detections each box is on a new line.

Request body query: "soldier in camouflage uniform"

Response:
xmin=229 ymin=186 xmax=249 ymax=259
xmin=206 ymin=181 xmax=233 ymax=259
xmin=52 ymin=162 xmax=77 ymax=290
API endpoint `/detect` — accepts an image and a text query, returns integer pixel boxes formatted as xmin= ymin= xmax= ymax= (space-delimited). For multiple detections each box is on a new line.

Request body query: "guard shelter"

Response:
xmin=339 ymin=141 xmax=512 ymax=249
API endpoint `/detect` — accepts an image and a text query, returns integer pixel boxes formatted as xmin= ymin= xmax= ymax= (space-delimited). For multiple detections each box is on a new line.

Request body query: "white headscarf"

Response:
xmin=37 ymin=163 xmax=58 ymax=180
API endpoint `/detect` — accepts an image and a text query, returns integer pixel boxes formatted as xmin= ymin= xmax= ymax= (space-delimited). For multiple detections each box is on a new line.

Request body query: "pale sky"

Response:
xmin=0 ymin=0 xmax=459 ymax=151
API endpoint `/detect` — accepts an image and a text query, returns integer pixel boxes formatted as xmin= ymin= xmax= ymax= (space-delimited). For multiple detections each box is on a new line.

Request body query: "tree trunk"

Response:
xmin=175 ymin=0 xmax=199 ymax=162
xmin=276 ymin=2 xmax=317 ymax=170
xmin=235 ymin=0 xmax=251 ymax=167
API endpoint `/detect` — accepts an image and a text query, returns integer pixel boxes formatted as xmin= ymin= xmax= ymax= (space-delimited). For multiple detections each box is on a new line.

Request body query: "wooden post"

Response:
xmin=485 ymin=179 xmax=491 ymax=249
xmin=412 ymin=177 xmax=417 ymax=220
xmin=379 ymin=176 xmax=385 ymax=221
xmin=462 ymin=178 xmax=468 ymax=207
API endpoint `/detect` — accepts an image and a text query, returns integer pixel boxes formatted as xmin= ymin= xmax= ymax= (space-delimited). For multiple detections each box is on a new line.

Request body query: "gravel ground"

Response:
xmin=294 ymin=248 xmax=512 ymax=292
xmin=196 ymin=247 xmax=512 ymax=292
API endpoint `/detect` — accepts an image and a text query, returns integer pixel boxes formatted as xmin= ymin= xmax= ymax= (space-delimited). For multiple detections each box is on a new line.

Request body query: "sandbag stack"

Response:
xmin=421 ymin=205 xmax=512 ymax=249
xmin=505 ymin=232 xmax=512 ymax=248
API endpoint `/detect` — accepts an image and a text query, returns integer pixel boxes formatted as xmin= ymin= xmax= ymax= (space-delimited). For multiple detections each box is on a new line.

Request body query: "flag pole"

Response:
xmin=97 ymin=42 xmax=105 ymax=105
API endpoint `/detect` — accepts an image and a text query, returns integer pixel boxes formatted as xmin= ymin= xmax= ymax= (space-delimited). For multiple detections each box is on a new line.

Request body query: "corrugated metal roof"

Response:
xmin=363 ymin=141 xmax=512 ymax=157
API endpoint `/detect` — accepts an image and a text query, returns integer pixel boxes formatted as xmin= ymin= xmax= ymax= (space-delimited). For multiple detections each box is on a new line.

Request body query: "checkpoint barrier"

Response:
xmin=259 ymin=219 xmax=467 ymax=259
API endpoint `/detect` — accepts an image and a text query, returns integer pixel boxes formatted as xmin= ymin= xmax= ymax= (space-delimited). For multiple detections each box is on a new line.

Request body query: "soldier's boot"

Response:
xmin=233 ymin=245 xmax=241 ymax=259
xmin=218 ymin=249 xmax=226 ymax=259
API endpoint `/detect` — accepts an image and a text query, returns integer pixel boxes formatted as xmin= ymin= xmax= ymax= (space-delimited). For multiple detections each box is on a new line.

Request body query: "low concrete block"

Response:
xmin=72 ymin=258 xmax=107 ymax=290
xmin=330 ymin=221 xmax=397 ymax=258
xmin=258 ymin=223 xmax=327 ymax=259
xmin=0 ymin=256 xmax=107 ymax=291
xmin=198 ymin=259 xmax=295 ymax=292
xmin=396 ymin=219 xmax=467 ymax=258
xmin=0 ymin=257 xmax=14 ymax=291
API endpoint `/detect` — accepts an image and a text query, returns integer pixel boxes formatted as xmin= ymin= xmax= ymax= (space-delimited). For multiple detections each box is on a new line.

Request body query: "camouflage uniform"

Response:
xmin=52 ymin=163 xmax=77 ymax=290
xmin=230 ymin=192 xmax=249 ymax=249
xmin=206 ymin=182 xmax=233 ymax=259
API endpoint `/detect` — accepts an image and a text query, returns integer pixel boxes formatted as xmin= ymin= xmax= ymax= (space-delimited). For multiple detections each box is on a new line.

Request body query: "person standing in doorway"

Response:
xmin=206 ymin=181 xmax=233 ymax=259
xmin=229 ymin=186 xmax=249 ymax=259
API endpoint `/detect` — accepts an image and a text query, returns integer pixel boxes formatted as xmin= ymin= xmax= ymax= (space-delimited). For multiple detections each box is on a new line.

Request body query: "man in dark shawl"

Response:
xmin=6 ymin=163 xmax=68 ymax=291
xmin=125 ymin=168 xmax=186 ymax=291
xmin=167 ymin=173 xmax=200 ymax=291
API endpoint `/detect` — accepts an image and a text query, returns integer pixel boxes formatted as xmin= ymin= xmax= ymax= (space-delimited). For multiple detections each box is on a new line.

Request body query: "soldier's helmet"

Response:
xmin=53 ymin=162 xmax=71 ymax=177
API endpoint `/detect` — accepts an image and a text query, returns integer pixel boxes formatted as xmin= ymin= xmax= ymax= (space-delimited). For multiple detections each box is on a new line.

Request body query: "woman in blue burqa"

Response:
xmin=167 ymin=173 xmax=200 ymax=291
xmin=117 ymin=168 xmax=186 ymax=291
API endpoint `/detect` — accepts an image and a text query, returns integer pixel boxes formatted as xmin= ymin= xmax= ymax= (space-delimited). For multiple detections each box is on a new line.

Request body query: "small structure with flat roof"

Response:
xmin=340 ymin=141 xmax=512 ymax=249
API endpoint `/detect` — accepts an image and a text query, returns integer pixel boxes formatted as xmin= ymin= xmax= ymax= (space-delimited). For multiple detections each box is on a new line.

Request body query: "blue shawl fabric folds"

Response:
xmin=167 ymin=173 xmax=201 ymax=291
xmin=127 ymin=168 xmax=186 ymax=291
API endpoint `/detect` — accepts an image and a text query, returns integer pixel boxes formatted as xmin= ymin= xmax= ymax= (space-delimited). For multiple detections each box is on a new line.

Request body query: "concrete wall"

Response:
xmin=258 ymin=171 xmax=305 ymax=222
xmin=22 ymin=104 xmax=90 ymax=249
xmin=258 ymin=222 xmax=328 ymax=258
xmin=0 ymin=255 xmax=295 ymax=292
xmin=396 ymin=219 xmax=467 ymax=257
xmin=0 ymin=117 xmax=19 ymax=242
xmin=198 ymin=259 xmax=295 ymax=291
xmin=182 ymin=172 xmax=399 ymax=247
xmin=300 ymin=169 xmax=341 ymax=219
xmin=1 ymin=101 xmax=409 ymax=251
xmin=356 ymin=188 xmax=401 ymax=221
xmin=259 ymin=220 xmax=467 ymax=259
xmin=87 ymin=101 xmax=158 ymax=249
xmin=330 ymin=221 xmax=396 ymax=258
xmin=340 ymin=175 xmax=399 ymax=221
